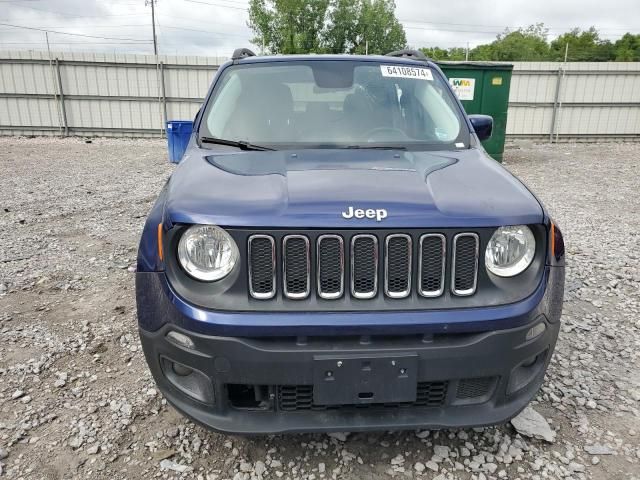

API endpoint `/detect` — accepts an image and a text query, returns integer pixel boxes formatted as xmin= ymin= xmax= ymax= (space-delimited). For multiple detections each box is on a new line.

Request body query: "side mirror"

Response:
xmin=469 ymin=114 xmax=493 ymax=142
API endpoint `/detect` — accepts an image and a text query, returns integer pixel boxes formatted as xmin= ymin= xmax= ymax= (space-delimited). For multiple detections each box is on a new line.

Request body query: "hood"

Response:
xmin=164 ymin=147 xmax=543 ymax=228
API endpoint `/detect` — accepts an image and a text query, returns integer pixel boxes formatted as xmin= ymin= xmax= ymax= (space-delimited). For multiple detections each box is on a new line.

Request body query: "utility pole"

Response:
xmin=146 ymin=0 xmax=162 ymax=136
xmin=465 ymin=42 xmax=469 ymax=61
xmin=564 ymin=42 xmax=569 ymax=63
xmin=146 ymin=0 xmax=158 ymax=56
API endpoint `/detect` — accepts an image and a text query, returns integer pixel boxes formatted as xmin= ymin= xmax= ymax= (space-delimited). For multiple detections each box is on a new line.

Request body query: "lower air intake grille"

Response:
xmin=456 ymin=377 xmax=495 ymax=399
xmin=277 ymin=381 xmax=448 ymax=411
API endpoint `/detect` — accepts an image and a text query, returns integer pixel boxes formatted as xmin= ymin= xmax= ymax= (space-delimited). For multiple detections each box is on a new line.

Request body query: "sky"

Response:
xmin=0 ymin=0 xmax=638 ymax=58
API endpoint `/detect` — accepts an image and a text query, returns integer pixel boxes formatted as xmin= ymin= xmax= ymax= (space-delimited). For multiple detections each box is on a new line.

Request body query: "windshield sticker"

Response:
xmin=380 ymin=65 xmax=433 ymax=81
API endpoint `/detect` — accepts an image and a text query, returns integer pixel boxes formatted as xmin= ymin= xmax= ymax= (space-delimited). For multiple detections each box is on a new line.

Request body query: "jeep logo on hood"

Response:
xmin=342 ymin=206 xmax=388 ymax=222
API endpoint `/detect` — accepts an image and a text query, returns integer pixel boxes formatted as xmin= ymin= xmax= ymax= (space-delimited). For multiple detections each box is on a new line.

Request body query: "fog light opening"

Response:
xmin=525 ymin=322 xmax=546 ymax=341
xmin=166 ymin=331 xmax=196 ymax=350
xmin=172 ymin=362 xmax=193 ymax=376
xmin=160 ymin=357 xmax=214 ymax=405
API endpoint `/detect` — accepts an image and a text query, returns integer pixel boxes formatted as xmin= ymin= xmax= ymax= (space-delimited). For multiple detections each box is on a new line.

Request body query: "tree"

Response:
xmin=420 ymin=46 xmax=466 ymax=61
xmin=550 ymin=27 xmax=614 ymax=61
xmin=471 ymin=24 xmax=550 ymax=61
xmin=614 ymin=33 xmax=640 ymax=61
xmin=248 ymin=0 xmax=330 ymax=54
xmin=350 ymin=0 xmax=407 ymax=55
xmin=248 ymin=0 xmax=406 ymax=55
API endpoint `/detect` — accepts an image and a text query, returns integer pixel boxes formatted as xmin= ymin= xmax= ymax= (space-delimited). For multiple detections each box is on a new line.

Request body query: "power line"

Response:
xmin=0 ymin=41 xmax=157 ymax=45
xmin=0 ymin=22 xmax=152 ymax=42
xmin=182 ymin=0 xmax=248 ymax=11
xmin=157 ymin=13 xmax=249 ymax=29
xmin=0 ymin=24 xmax=151 ymax=28
xmin=160 ymin=24 xmax=251 ymax=37
xmin=4 ymin=2 xmax=146 ymax=18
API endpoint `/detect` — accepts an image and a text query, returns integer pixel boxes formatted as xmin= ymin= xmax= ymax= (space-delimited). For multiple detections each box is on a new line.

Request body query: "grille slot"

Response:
xmin=419 ymin=234 xmax=446 ymax=297
xmin=385 ymin=234 xmax=412 ymax=298
xmin=456 ymin=377 xmax=495 ymax=399
xmin=248 ymin=235 xmax=276 ymax=299
xmin=415 ymin=381 xmax=449 ymax=406
xmin=317 ymin=235 xmax=344 ymax=299
xmin=452 ymin=233 xmax=479 ymax=296
xmin=278 ymin=385 xmax=313 ymax=411
xmin=283 ymin=235 xmax=310 ymax=299
xmin=276 ymin=381 xmax=448 ymax=411
xmin=351 ymin=235 xmax=378 ymax=299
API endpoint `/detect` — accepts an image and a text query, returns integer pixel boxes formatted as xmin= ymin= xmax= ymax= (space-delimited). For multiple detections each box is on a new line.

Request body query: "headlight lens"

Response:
xmin=485 ymin=225 xmax=535 ymax=277
xmin=177 ymin=225 xmax=239 ymax=281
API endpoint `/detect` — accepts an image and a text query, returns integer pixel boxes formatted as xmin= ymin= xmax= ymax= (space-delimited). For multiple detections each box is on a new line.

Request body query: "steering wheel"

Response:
xmin=363 ymin=127 xmax=410 ymax=143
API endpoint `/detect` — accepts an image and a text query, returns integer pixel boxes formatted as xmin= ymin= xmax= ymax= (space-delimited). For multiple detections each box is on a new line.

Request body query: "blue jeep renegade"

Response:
xmin=136 ymin=49 xmax=565 ymax=434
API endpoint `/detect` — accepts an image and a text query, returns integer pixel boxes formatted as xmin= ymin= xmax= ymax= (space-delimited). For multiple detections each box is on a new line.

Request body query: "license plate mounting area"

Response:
xmin=312 ymin=353 xmax=418 ymax=406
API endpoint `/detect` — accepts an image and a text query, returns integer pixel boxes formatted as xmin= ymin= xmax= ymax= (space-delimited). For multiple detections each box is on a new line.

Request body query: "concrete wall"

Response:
xmin=1 ymin=51 xmax=639 ymax=141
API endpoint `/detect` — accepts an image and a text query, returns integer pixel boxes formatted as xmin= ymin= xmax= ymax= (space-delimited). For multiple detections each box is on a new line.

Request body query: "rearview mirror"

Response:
xmin=469 ymin=114 xmax=493 ymax=142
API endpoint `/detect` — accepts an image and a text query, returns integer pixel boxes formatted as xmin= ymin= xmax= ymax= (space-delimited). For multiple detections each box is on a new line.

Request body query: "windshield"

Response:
xmin=201 ymin=60 xmax=468 ymax=150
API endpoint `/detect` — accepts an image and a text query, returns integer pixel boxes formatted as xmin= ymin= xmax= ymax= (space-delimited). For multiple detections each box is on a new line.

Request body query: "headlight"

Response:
xmin=485 ymin=225 xmax=535 ymax=277
xmin=177 ymin=225 xmax=239 ymax=281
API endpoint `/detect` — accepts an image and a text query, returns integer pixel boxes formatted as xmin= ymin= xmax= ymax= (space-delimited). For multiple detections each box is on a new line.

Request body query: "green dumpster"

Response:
xmin=437 ymin=62 xmax=513 ymax=162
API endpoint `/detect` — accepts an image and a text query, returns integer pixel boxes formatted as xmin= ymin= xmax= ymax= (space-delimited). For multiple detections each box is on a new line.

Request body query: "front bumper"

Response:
xmin=139 ymin=315 xmax=559 ymax=434
xmin=137 ymin=265 xmax=563 ymax=433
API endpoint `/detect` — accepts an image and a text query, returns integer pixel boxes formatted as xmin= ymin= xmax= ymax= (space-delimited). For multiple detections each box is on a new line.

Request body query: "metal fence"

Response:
xmin=509 ymin=62 xmax=640 ymax=141
xmin=0 ymin=50 xmax=223 ymax=137
xmin=1 ymin=50 xmax=639 ymax=141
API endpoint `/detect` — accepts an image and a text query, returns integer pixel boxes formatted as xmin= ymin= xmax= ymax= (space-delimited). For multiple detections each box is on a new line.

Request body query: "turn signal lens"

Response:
xmin=166 ymin=331 xmax=195 ymax=349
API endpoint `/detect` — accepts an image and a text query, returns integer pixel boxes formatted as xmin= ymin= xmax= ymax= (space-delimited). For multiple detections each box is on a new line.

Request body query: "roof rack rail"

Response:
xmin=386 ymin=49 xmax=430 ymax=61
xmin=231 ymin=48 xmax=257 ymax=61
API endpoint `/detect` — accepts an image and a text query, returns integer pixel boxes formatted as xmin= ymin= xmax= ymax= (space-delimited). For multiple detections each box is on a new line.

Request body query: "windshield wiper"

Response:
xmin=200 ymin=136 xmax=274 ymax=151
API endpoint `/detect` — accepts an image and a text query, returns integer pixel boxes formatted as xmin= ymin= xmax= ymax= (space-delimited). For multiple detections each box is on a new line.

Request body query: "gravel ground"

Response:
xmin=0 ymin=137 xmax=639 ymax=480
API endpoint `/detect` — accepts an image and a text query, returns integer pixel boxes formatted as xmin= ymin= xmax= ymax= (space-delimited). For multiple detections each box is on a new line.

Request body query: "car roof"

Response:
xmin=233 ymin=54 xmax=436 ymax=68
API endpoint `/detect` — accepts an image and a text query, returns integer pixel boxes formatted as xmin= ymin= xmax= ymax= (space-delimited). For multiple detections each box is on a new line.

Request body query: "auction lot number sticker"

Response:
xmin=381 ymin=65 xmax=433 ymax=81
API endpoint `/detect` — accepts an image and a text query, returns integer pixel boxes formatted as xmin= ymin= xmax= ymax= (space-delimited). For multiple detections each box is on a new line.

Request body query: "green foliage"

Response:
xmin=549 ymin=27 xmax=613 ymax=61
xmin=420 ymin=25 xmax=639 ymax=62
xmin=614 ymin=33 xmax=640 ymax=61
xmin=248 ymin=0 xmax=406 ymax=55
xmin=420 ymin=47 xmax=466 ymax=61
xmin=248 ymin=0 xmax=330 ymax=54
xmin=475 ymin=24 xmax=550 ymax=61
xmin=248 ymin=5 xmax=639 ymax=63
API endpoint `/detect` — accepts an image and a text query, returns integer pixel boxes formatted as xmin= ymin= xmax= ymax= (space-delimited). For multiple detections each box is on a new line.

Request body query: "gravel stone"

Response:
xmin=1 ymin=138 xmax=639 ymax=479
xmin=584 ymin=444 xmax=616 ymax=455
xmin=511 ymin=406 xmax=556 ymax=442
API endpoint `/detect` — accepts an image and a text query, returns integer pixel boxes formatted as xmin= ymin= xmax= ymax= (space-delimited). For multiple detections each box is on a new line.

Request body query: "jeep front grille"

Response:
xmin=317 ymin=235 xmax=344 ymax=299
xmin=452 ymin=233 xmax=479 ymax=296
xmin=283 ymin=235 xmax=310 ymax=299
xmin=247 ymin=235 xmax=276 ymax=299
xmin=351 ymin=234 xmax=378 ymax=299
xmin=419 ymin=234 xmax=446 ymax=297
xmin=385 ymin=234 xmax=412 ymax=298
xmin=247 ymin=231 xmax=480 ymax=301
